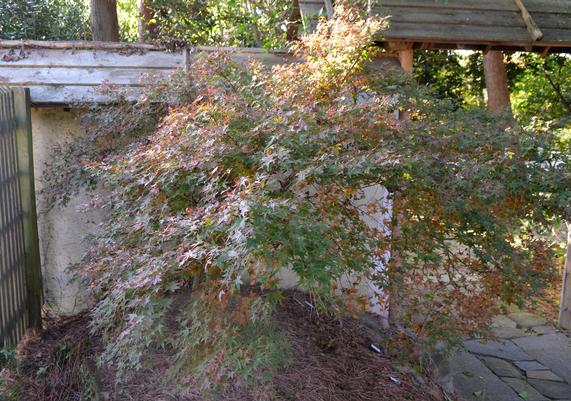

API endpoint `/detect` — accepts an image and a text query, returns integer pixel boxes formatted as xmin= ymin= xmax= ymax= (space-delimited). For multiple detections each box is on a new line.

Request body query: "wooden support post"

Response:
xmin=398 ymin=47 xmax=413 ymax=121
xmin=13 ymin=88 xmax=42 ymax=332
xmin=398 ymin=48 xmax=414 ymax=74
xmin=483 ymin=51 xmax=512 ymax=114
xmin=559 ymin=222 xmax=571 ymax=330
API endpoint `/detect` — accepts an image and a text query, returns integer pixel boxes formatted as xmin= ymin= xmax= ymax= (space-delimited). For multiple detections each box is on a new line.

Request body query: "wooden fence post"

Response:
xmin=12 ymin=88 xmax=42 ymax=331
xmin=559 ymin=222 xmax=571 ymax=330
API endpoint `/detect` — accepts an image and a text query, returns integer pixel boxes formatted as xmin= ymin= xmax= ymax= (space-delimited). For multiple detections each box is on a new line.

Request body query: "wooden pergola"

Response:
xmin=375 ymin=0 xmax=571 ymax=54
xmin=300 ymin=0 xmax=571 ymax=112
xmin=374 ymin=0 xmax=571 ymax=113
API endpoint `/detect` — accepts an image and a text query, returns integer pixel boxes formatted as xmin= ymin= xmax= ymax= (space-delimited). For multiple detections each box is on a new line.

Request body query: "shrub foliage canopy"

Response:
xmin=46 ymin=10 xmax=570 ymax=392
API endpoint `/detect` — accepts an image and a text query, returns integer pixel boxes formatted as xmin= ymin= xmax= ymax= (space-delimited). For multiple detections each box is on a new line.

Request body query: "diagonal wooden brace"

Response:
xmin=513 ymin=0 xmax=544 ymax=41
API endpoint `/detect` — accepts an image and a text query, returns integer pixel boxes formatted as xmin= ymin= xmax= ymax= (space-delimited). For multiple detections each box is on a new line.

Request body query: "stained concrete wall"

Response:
xmin=31 ymin=108 xmax=102 ymax=315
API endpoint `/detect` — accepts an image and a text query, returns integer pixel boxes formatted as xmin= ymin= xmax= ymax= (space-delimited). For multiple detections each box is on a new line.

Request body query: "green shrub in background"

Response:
xmin=137 ymin=0 xmax=292 ymax=48
xmin=413 ymin=50 xmax=570 ymax=132
xmin=508 ymin=53 xmax=570 ymax=130
xmin=0 ymin=0 xmax=293 ymax=47
xmin=117 ymin=0 xmax=139 ymax=42
xmin=0 ymin=0 xmax=91 ymax=40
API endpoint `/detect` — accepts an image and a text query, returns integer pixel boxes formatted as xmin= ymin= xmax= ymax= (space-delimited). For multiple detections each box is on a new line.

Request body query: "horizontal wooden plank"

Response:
xmin=16 ymin=85 xmax=142 ymax=104
xmin=384 ymin=9 xmax=526 ymax=28
xmin=0 ymin=46 xmax=293 ymax=69
xmin=376 ymin=0 xmax=519 ymax=12
xmin=383 ymin=22 xmax=533 ymax=42
xmin=0 ymin=62 xmax=298 ymax=87
xmin=534 ymin=13 xmax=571 ymax=29
xmin=0 ymin=46 xmax=291 ymax=104
xmin=0 ymin=67 xmax=171 ymax=86
xmin=383 ymin=24 xmax=571 ymax=46
xmin=541 ymin=28 xmax=571 ymax=42
xmin=376 ymin=0 xmax=571 ymax=14
xmin=0 ymin=49 xmax=183 ymax=69
xmin=0 ymin=40 xmax=292 ymax=54
xmin=512 ymin=0 xmax=571 ymax=14
xmin=0 ymin=44 xmax=399 ymax=104
xmin=382 ymin=8 xmax=571 ymax=32
xmin=14 ymin=61 xmax=398 ymax=106
xmin=386 ymin=41 xmax=569 ymax=53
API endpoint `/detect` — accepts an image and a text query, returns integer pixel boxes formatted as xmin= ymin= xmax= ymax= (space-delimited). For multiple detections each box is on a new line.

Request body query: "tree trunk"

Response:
xmin=483 ymin=51 xmax=511 ymax=114
xmin=559 ymin=222 xmax=571 ymax=329
xmin=388 ymin=192 xmax=403 ymax=326
xmin=90 ymin=0 xmax=120 ymax=42
xmin=286 ymin=0 xmax=302 ymax=42
xmin=137 ymin=0 xmax=157 ymax=43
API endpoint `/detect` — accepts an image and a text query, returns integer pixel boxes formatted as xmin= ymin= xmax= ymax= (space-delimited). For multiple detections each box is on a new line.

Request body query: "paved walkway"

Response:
xmin=438 ymin=312 xmax=571 ymax=401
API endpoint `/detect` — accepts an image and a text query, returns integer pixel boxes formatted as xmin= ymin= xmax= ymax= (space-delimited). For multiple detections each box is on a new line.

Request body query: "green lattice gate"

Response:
xmin=0 ymin=87 xmax=42 ymax=347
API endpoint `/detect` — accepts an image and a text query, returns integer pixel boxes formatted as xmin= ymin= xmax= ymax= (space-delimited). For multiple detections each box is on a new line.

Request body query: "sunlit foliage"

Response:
xmin=1 ymin=0 xmax=292 ymax=47
xmin=508 ymin=53 xmax=570 ymax=130
xmin=414 ymin=50 xmax=485 ymax=108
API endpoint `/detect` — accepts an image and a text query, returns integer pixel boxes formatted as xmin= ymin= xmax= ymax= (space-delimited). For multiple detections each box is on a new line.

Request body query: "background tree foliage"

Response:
xmin=414 ymin=50 xmax=485 ymax=108
xmin=0 ymin=0 xmax=91 ymax=40
xmin=414 ymin=51 xmax=570 ymax=129
xmin=507 ymin=53 xmax=570 ymax=129
xmin=0 ymin=0 xmax=292 ymax=47
xmin=131 ymin=0 xmax=292 ymax=48
xmin=37 ymin=9 xmax=569 ymax=394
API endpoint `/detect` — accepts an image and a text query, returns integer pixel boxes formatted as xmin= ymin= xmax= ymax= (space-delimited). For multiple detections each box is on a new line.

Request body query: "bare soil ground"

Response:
xmin=7 ymin=291 xmax=449 ymax=401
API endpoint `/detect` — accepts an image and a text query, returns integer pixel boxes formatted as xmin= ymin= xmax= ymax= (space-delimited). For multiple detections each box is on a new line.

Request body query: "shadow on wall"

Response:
xmin=32 ymin=108 xmax=104 ymax=315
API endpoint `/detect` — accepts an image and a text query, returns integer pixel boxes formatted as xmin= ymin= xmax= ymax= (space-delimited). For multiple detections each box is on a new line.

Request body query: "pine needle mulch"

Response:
xmin=9 ymin=292 xmax=451 ymax=401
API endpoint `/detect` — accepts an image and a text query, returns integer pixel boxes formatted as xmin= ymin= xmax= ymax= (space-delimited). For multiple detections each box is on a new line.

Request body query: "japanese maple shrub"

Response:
xmin=64 ymin=8 xmax=569 ymax=393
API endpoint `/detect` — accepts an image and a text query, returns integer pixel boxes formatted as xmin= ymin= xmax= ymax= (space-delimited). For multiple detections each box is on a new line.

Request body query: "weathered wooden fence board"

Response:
xmin=0 ymin=43 xmax=296 ymax=104
xmin=0 ymin=67 xmax=170 ymax=86
xmin=0 ymin=49 xmax=184 ymax=69
xmin=0 ymin=42 xmax=399 ymax=104
xmin=16 ymin=86 xmax=133 ymax=104
xmin=382 ymin=22 xmax=571 ymax=44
